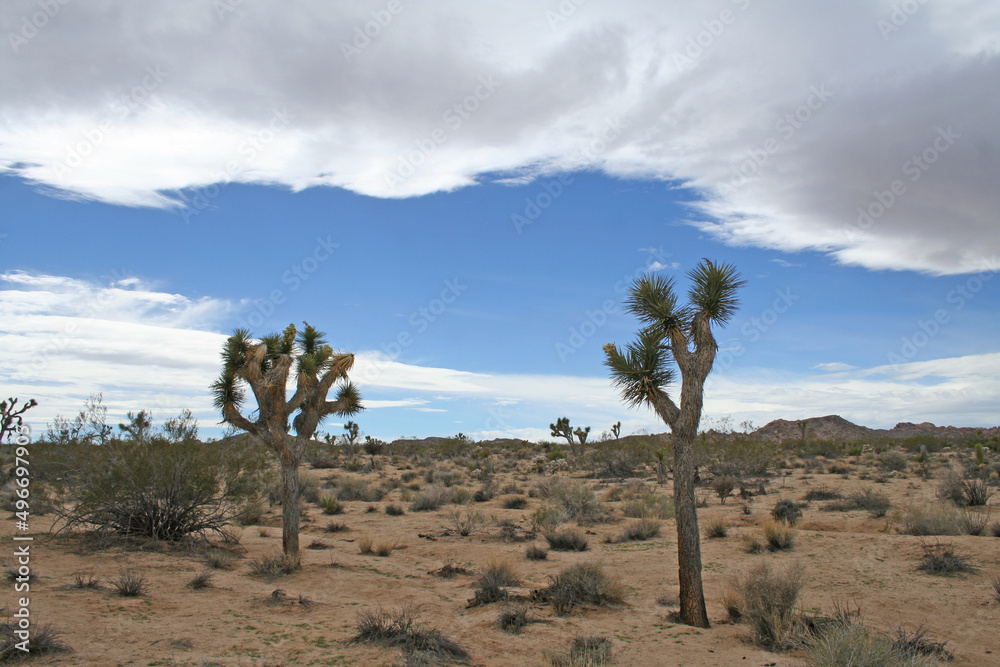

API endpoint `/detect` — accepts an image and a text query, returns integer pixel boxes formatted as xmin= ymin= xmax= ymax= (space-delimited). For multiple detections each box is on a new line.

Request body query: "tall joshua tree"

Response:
xmin=211 ymin=322 xmax=362 ymax=568
xmin=603 ymin=259 xmax=745 ymax=628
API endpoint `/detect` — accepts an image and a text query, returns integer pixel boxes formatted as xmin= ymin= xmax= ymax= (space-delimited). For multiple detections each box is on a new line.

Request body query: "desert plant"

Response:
xmin=742 ymin=533 xmax=765 ymax=554
xmin=410 ymin=485 xmax=453 ymax=512
xmin=503 ymin=495 xmax=527 ymax=510
xmin=622 ymin=493 xmax=674 ymax=519
xmin=761 ymin=518 xmax=796 ymax=551
xmin=712 ymin=475 xmax=739 ymax=504
xmin=211 ymin=323 xmax=363 ymax=568
xmin=450 ymin=509 xmax=485 ymax=537
xmin=604 ymin=259 xmax=745 ymax=628
xmin=0 ymin=621 xmax=71 ymax=661
xmin=357 ymin=534 xmax=374 ymax=554
xmin=372 ymin=539 xmax=398 ymax=557
xmin=803 ymin=486 xmax=841 ymax=501
xmin=877 ymin=451 xmax=908 ymax=472
xmin=385 ymin=503 xmax=405 ymax=516
xmin=525 ymin=545 xmax=548 ymax=561
xmin=545 ymin=635 xmax=613 ymax=667
xmin=963 ymin=477 xmax=994 ymax=507
xmin=544 ymin=530 xmax=589 ymax=552
xmin=186 ymin=571 xmax=214 ymax=590
xmin=0 ymin=397 xmax=37 ymax=446
xmin=991 ymin=576 xmax=1000 ymax=603
xmin=324 ymin=520 xmax=349 ymax=533
xmin=959 ymin=509 xmax=991 ymax=536
xmin=723 ymin=561 xmax=803 ymax=649
xmin=537 ymin=562 xmax=625 ymax=615
xmin=704 ymin=517 xmax=728 ymax=539
xmin=67 ymin=571 xmax=102 ymax=590
xmin=771 ymin=499 xmax=803 ymax=526
xmin=917 ymin=542 xmax=976 ymax=575
xmin=991 ymin=522 xmax=1000 ymax=538
xmin=336 ymin=477 xmax=384 ymax=502
xmin=496 ymin=605 xmax=532 ymax=634
xmin=823 ymin=487 xmax=892 ymax=518
xmin=205 ymin=549 xmax=237 ymax=569
xmin=319 ymin=494 xmax=343 ymax=515
xmin=901 ymin=504 xmax=963 ymax=536
xmin=618 ymin=517 xmax=662 ymax=542
xmin=804 ymin=617 xmax=941 ymax=667
xmin=249 ymin=552 xmax=294 ymax=578
xmin=472 ymin=483 xmax=495 ymax=503
xmin=937 ymin=469 xmax=967 ymax=506
xmin=112 ymin=568 xmax=147 ymax=597
xmin=352 ymin=606 xmax=469 ymax=664
xmin=470 ymin=558 xmax=519 ymax=606
xmin=544 ymin=479 xmax=606 ymax=525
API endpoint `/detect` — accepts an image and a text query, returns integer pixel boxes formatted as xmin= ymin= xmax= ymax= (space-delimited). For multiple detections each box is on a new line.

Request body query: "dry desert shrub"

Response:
xmin=544 ymin=529 xmax=589 ymax=552
xmin=525 ymin=545 xmax=548 ymax=561
xmin=545 ymin=634 xmax=613 ymax=666
xmin=409 ymin=485 xmax=453 ymax=512
xmin=112 ymin=568 xmax=147 ymax=597
xmin=900 ymin=504 xmax=963 ymax=536
xmin=470 ymin=558 xmax=519 ymax=606
xmin=536 ymin=563 xmax=624 ymax=615
xmin=771 ymin=499 xmax=803 ymax=526
xmin=248 ymin=552 xmax=294 ymax=578
xmin=622 ymin=493 xmax=674 ymax=519
xmin=823 ymin=487 xmax=892 ymax=518
xmin=0 ymin=621 xmax=71 ymax=662
xmin=319 ymin=494 xmax=343 ymax=515
xmin=804 ymin=616 xmax=947 ymax=667
xmin=450 ymin=508 xmax=485 ymax=536
xmin=613 ymin=517 xmax=661 ymax=543
xmin=722 ymin=561 xmax=804 ymax=650
xmin=916 ymin=541 xmax=976 ymax=576
xmin=704 ymin=516 xmax=728 ymax=538
xmin=352 ymin=606 xmax=470 ymax=665
xmin=762 ymin=518 xmax=796 ymax=551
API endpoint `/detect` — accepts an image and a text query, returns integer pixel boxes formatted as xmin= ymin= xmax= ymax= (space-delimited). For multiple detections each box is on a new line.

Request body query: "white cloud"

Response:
xmin=1 ymin=2 xmax=997 ymax=274
xmin=812 ymin=362 xmax=857 ymax=372
xmin=3 ymin=272 xmax=997 ymax=439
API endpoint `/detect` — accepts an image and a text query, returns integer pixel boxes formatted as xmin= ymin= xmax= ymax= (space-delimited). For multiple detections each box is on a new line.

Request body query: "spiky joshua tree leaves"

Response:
xmin=211 ymin=322 xmax=363 ymax=568
xmin=604 ymin=259 xmax=745 ymax=628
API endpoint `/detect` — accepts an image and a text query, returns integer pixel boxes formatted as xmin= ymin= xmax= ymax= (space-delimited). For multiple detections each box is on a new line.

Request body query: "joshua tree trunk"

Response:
xmin=671 ymin=422 xmax=709 ymax=628
xmin=278 ymin=447 xmax=301 ymax=565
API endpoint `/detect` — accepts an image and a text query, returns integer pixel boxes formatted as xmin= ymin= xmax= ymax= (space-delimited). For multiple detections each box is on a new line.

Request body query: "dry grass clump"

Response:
xmin=324 ymin=520 xmax=349 ymax=533
xmin=450 ymin=509 xmax=485 ymax=536
xmin=538 ymin=478 xmax=607 ymax=524
xmin=496 ymin=605 xmax=539 ymax=634
xmin=762 ymin=518 xmax=796 ymax=551
xmin=991 ymin=576 xmax=1000 ymax=603
xmin=319 ymin=494 xmax=343 ymax=515
xmin=802 ymin=486 xmax=842 ymax=501
xmin=470 ymin=558 xmax=519 ymax=606
xmin=622 ymin=493 xmax=674 ymax=519
xmin=916 ymin=542 xmax=976 ymax=576
xmin=958 ymin=509 xmax=992 ymax=536
xmin=336 ymin=477 xmax=384 ymax=503
xmin=0 ymin=621 xmax=71 ymax=662
xmin=900 ymin=504 xmax=963 ymax=536
xmin=544 ymin=529 xmax=589 ymax=552
xmin=610 ymin=517 xmax=661 ymax=543
xmin=112 ymin=568 xmax=147 ymax=597
xmin=384 ymin=503 xmax=406 ymax=516
xmin=525 ymin=545 xmax=549 ymax=561
xmin=536 ymin=563 xmax=624 ymax=615
xmin=372 ymin=538 xmax=399 ymax=557
xmin=824 ymin=488 xmax=892 ymax=518
xmin=353 ymin=606 xmax=470 ymax=665
xmin=704 ymin=516 xmax=728 ymax=539
xmin=409 ymin=485 xmax=453 ymax=512
xmin=67 ymin=571 xmax=102 ymax=590
xmin=248 ymin=552 xmax=294 ymax=578
xmin=502 ymin=495 xmax=528 ymax=510
xmin=722 ymin=561 xmax=803 ymax=650
xmin=804 ymin=614 xmax=948 ymax=667
xmin=186 ymin=571 xmax=214 ymax=590
xmin=544 ymin=635 xmax=613 ymax=666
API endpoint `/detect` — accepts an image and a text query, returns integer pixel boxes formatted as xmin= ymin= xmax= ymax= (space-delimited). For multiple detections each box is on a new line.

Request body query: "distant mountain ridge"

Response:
xmin=751 ymin=414 xmax=999 ymax=444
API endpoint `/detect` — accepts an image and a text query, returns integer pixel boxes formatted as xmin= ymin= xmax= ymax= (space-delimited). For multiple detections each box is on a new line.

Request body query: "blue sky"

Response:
xmin=2 ymin=2 xmax=998 ymax=441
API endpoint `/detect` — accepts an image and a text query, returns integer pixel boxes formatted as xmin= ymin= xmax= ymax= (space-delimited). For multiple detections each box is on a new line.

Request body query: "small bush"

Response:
xmin=357 ymin=534 xmax=373 ymax=554
xmin=336 ymin=477 xmax=384 ymax=503
xmin=385 ymin=503 xmax=405 ymax=516
xmin=917 ymin=542 xmax=976 ymax=576
xmin=803 ymin=486 xmax=842 ymax=502
xmin=450 ymin=509 xmax=485 ymax=537
xmin=496 ymin=605 xmax=531 ymax=634
xmin=544 ymin=479 xmax=606 ymax=524
xmin=503 ymin=495 xmax=527 ymax=510
xmin=877 ymin=451 xmax=908 ymax=472
xmin=319 ymin=494 xmax=343 ymax=515
xmin=186 ymin=571 xmax=214 ymax=590
xmin=742 ymin=533 xmax=765 ymax=554
xmin=723 ymin=561 xmax=803 ymax=649
xmin=771 ymin=499 xmax=803 ymax=526
xmin=901 ymin=504 xmax=963 ymax=536
xmin=409 ymin=486 xmax=453 ymax=512
xmin=372 ymin=539 xmax=398 ymax=557
xmin=712 ymin=475 xmax=739 ymax=504
xmin=937 ymin=469 xmax=967 ymax=506
xmin=545 ymin=635 xmax=613 ymax=666
xmin=762 ymin=518 xmax=796 ymax=551
xmin=0 ymin=621 xmax=71 ymax=661
xmin=470 ymin=558 xmax=519 ymax=606
xmin=472 ymin=483 xmax=495 ymax=503
xmin=525 ymin=545 xmax=548 ymax=561
xmin=249 ymin=552 xmax=294 ymax=578
xmin=618 ymin=517 xmax=661 ymax=542
xmin=825 ymin=488 xmax=892 ymax=518
xmin=353 ymin=606 xmax=469 ymax=663
xmin=959 ymin=509 xmax=991 ymax=536
xmin=991 ymin=521 xmax=1000 ymax=538
xmin=704 ymin=517 xmax=728 ymax=539
xmin=805 ymin=617 xmax=941 ymax=667
xmin=537 ymin=563 xmax=624 ymax=615
xmin=67 ymin=571 xmax=102 ymax=590
xmin=112 ymin=568 xmax=147 ymax=597
xmin=205 ymin=549 xmax=237 ymax=569
xmin=963 ymin=478 xmax=994 ymax=507
xmin=324 ymin=520 xmax=349 ymax=533
xmin=622 ymin=493 xmax=673 ymax=519
xmin=991 ymin=576 xmax=1000 ymax=603
xmin=544 ymin=530 xmax=589 ymax=552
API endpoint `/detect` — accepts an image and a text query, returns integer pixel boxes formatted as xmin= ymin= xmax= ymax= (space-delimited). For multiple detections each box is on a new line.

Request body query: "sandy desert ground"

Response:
xmin=8 ymin=446 xmax=1000 ymax=666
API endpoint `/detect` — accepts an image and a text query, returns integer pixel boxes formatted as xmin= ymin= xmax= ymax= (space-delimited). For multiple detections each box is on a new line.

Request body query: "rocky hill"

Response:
xmin=752 ymin=415 xmax=999 ymax=444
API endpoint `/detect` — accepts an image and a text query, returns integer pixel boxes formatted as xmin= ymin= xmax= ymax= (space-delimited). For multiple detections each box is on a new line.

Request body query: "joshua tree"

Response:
xmin=611 ymin=421 xmax=622 ymax=441
xmin=604 ymin=259 xmax=745 ymax=628
xmin=211 ymin=322 xmax=362 ymax=567
xmin=573 ymin=426 xmax=590 ymax=446
xmin=342 ymin=420 xmax=361 ymax=454
xmin=119 ymin=410 xmax=154 ymax=442
xmin=550 ymin=417 xmax=575 ymax=448
xmin=1 ymin=397 xmax=37 ymax=444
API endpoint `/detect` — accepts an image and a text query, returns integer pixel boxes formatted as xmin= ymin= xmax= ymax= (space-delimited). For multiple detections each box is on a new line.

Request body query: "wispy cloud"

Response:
xmin=812 ymin=362 xmax=856 ymax=372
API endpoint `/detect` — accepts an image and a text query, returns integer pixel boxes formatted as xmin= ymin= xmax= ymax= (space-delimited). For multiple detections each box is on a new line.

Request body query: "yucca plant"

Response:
xmin=211 ymin=322 xmax=363 ymax=569
xmin=604 ymin=259 xmax=745 ymax=628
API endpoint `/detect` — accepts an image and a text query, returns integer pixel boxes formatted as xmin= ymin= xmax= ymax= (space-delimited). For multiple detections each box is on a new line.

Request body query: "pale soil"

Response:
xmin=9 ymin=456 xmax=1000 ymax=666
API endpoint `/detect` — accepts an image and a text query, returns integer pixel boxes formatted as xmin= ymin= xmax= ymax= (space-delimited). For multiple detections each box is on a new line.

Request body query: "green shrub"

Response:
xmin=319 ymin=494 xmax=343 ymax=515
xmin=53 ymin=437 xmax=271 ymax=541
xmin=771 ymin=499 xmax=803 ymax=526
xmin=877 ymin=451 xmax=908 ymax=472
